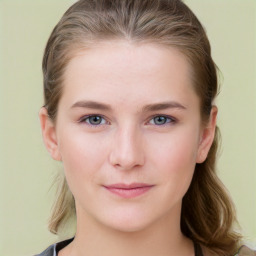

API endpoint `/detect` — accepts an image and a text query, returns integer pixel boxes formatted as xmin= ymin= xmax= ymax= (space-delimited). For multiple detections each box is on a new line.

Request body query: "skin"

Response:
xmin=39 ymin=40 xmax=217 ymax=256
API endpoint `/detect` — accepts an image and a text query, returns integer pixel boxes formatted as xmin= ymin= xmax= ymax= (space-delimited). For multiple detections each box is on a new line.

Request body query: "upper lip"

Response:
xmin=103 ymin=183 xmax=154 ymax=189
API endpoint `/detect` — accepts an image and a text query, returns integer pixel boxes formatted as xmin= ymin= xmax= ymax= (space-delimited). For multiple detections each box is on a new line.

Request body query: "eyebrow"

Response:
xmin=71 ymin=100 xmax=187 ymax=112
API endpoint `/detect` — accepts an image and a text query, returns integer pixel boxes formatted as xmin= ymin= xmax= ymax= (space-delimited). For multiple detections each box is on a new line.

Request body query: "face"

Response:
xmin=40 ymin=40 xmax=216 ymax=233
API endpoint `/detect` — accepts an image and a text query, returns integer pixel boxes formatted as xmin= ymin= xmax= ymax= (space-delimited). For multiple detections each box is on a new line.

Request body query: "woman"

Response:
xmin=36 ymin=0 xmax=254 ymax=255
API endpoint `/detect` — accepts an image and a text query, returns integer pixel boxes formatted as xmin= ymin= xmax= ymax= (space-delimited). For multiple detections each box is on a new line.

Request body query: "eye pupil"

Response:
xmin=154 ymin=116 xmax=166 ymax=125
xmin=89 ymin=116 xmax=101 ymax=125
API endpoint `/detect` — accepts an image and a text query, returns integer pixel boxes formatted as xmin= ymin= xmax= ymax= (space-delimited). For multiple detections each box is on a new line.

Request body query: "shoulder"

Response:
xmin=201 ymin=245 xmax=256 ymax=256
xmin=34 ymin=237 xmax=74 ymax=256
xmin=234 ymin=245 xmax=256 ymax=256
xmin=34 ymin=243 xmax=55 ymax=256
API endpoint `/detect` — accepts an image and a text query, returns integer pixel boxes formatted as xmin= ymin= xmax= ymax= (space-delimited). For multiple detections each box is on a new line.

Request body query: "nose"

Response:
xmin=109 ymin=125 xmax=145 ymax=171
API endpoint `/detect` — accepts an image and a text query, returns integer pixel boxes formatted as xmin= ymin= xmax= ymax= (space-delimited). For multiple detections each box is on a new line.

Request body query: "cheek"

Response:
xmin=150 ymin=126 xmax=199 ymax=165
xmin=57 ymin=128 xmax=108 ymax=192
xmin=149 ymin=127 xmax=200 ymax=193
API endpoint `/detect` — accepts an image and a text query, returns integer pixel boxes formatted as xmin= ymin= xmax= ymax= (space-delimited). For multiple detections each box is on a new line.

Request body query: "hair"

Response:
xmin=42 ymin=0 xmax=241 ymax=255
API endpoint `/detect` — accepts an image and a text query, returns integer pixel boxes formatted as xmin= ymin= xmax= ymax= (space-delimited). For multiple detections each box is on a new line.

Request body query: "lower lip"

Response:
xmin=104 ymin=186 xmax=154 ymax=198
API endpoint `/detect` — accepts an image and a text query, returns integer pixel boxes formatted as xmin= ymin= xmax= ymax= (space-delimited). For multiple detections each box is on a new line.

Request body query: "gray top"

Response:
xmin=35 ymin=237 xmax=74 ymax=256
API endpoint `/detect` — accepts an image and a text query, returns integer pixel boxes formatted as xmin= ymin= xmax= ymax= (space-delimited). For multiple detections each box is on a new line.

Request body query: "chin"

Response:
xmin=100 ymin=209 xmax=156 ymax=233
xmin=108 ymin=220 xmax=152 ymax=233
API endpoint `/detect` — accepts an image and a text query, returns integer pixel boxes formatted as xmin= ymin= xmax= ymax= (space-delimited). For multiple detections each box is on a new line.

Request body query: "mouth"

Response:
xmin=103 ymin=183 xmax=154 ymax=198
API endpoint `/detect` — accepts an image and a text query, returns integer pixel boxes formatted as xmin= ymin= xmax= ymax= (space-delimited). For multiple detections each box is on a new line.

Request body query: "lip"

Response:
xmin=103 ymin=183 xmax=154 ymax=198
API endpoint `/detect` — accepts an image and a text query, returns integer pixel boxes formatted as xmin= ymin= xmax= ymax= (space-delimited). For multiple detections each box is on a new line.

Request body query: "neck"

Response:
xmin=61 ymin=204 xmax=194 ymax=256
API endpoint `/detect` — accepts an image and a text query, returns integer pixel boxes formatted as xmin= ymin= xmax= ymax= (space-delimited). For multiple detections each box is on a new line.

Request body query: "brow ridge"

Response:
xmin=71 ymin=100 xmax=187 ymax=112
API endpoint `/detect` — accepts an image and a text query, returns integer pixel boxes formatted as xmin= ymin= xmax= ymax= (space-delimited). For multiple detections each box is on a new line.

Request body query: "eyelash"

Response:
xmin=78 ymin=114 xmax=177 ymax=128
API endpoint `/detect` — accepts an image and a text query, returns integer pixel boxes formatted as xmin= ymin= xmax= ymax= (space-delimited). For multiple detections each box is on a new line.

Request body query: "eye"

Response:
xmin=79 ymin=115 xmax=108 ymax=126
xmin=149 ymin=115 xmax=176 ymax=126
xmin=78 ymin=114 xmax=176 ymax=127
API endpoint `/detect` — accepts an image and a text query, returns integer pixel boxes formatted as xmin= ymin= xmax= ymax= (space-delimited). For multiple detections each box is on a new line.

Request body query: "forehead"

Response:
xmin=61 ymin=40 xmax=198 ymax=110
xmin=65 ymin=40 xmax=191 ymax=79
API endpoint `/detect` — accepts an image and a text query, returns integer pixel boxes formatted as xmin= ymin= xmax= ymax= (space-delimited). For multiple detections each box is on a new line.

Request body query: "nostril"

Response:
xmin=109 ymin=148 xmax=145 ymax=170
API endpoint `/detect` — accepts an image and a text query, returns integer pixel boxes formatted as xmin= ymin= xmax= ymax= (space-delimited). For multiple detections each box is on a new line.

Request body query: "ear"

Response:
xmin=196 ymin=106 xmax=218 ymax=163
xmin=39 ymin=107 xmax=62 ymax=161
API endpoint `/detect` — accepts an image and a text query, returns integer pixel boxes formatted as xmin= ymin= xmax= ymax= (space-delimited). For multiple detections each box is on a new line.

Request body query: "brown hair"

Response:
xmin=42 ymin=0 xmax=241 ymax=255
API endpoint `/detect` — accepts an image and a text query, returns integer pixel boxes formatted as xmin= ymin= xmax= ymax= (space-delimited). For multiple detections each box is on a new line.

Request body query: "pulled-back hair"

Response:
xmin=42 ymin=0 xmax=241 ymax=255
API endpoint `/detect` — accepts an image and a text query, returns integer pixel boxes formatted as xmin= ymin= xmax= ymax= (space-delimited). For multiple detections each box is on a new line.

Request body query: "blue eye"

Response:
xmin=79 ymin=115 xmax=107 ymax=126
xmin=149 ymin=115 xmax=175 ymax=126
xmin=79 ymin=115 xmax=176 ymax=127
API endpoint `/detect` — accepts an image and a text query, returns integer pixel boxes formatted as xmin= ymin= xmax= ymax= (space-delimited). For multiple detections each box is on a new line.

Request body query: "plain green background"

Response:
xmin=0 ymin=0 xmax=255 ymax=255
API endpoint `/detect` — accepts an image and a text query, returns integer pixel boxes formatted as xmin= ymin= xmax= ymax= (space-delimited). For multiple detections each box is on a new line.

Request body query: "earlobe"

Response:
xmin=196 ymin=106 xmax=218 ymax=163
xmin=39 ymin=107 xmax=62 ymax=161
